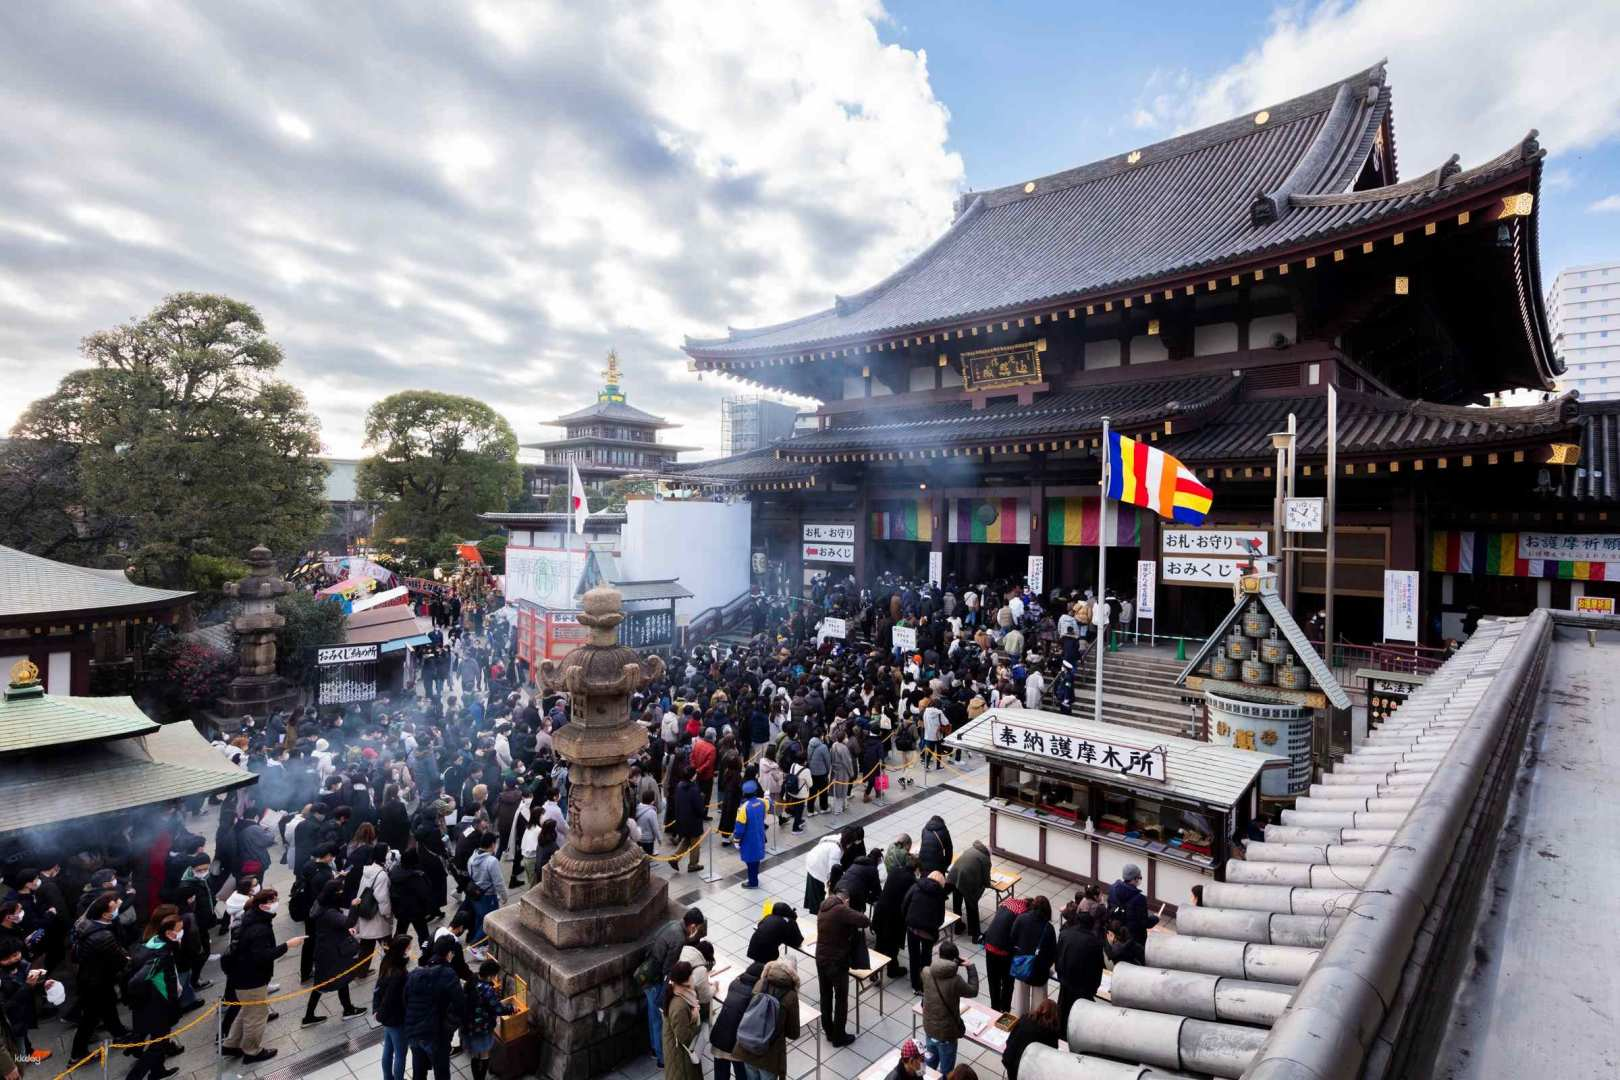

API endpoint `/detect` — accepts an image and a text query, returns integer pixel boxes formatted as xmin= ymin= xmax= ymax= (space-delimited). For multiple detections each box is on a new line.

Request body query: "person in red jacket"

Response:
xmin=690 ymin=730 xmax=717 ymax=810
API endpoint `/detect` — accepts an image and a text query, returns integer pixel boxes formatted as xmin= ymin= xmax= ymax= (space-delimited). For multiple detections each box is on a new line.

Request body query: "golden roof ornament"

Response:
xmin=598 ymin=349 xmax=627 ymax=403
xmin=8 ymin=659 xmax=40 ymax=690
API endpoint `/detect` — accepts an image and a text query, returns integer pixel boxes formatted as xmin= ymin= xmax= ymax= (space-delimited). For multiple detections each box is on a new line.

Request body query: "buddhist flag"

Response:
xmin=569 ymin=459 xmax=590 ymax=535
xmin=1105 ymin=431 xmax=1213 ymax=525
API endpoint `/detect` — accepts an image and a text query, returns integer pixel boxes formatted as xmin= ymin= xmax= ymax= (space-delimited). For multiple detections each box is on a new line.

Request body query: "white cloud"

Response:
xmin=1590 ymin=194 xmax=1620 ymax=213
xmin=0 ymin=2 xmax=964 ymax=462
xmin=274 ymin=111 xmax=314 ymax=141
xmin=1171 ymin=0 xmax=1620 ymax=172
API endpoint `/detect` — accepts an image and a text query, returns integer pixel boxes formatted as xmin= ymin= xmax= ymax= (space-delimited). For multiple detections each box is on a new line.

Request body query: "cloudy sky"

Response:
xmin=3 ymin=1 xmax=1619 ymax=460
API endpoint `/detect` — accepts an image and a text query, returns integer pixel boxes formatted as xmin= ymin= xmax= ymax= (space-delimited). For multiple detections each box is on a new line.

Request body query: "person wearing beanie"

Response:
xmin=887 ymin=1039 xmax=926 ymax=1080
xmin=735 ymin=780 xmax=769 ymax=889
xmin=1107 ymin=864 xmax=1157 ymax=944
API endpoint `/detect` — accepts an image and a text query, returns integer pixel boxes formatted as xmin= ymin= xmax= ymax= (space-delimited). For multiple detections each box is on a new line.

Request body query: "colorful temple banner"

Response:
xmin=1430 ymin=530 xmax=1617 ymax=580
xmin=948 ymin=498 xmax=1030 ymax=544
xmin=1045 ymin=496 xmax=1142 ymax=547
xmin=870 ymin=499 xmax=933 ymax=542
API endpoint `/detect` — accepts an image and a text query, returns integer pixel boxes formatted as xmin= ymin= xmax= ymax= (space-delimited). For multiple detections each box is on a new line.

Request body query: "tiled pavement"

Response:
xmin=30 ymin=749 xmax=1100 ymax=1080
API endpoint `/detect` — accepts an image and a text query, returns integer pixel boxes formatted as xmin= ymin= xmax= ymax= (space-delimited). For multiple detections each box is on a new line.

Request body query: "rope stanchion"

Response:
xmin=48 ymin=1046 xmax=104 ymax=1080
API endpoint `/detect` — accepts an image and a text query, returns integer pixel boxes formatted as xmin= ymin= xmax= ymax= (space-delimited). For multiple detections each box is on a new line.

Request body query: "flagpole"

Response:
xmin=1095 ymin=415 xmax=1110 ymax=725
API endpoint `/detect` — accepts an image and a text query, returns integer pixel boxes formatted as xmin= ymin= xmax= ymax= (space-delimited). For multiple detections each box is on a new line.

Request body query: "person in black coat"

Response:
xmin=746 ymin=904 xmax=804 ymax=963
xmin=69 ymin=893 xmax=129 ymax=1060
xmin=901 ymin=871 xmax=950 ymax=993
xmin=389 ymin=849 xmax=435 ymax=947
xmin=1107 ymin=866 xmax=1158 ymax=945
xmin=671 ymin=769 xmax=707 ymax=874
xmin=918 ymin=816 xmax=953 ymax=875
xmin=1106 ymin=920 xmax=1145 ymax=968
xmin=378 ymin=787 xmax=412 ymax=852
xmin=709 ymin=958 xmax=767 ymax=1056
xmin=841 ymin=851 xmax=882 ymax=914
xmin=1054 ymin=908 xmax=1105 ymax=1028
xmin=302 ymin=881 xmax=364 ymax=1026
xmin=1001 ymin=998 xmax=1060 ymax=1080
xmin=295 ymin=846 xmax=338 ymax=981
xmin=874 ymin=857 xmax=916 ymax=978
xmin=1010 ymin=895 xmax=1057 ymax=1015
xmin=405 ymin=937 xmax=466 ymax=1080
xmin=371 ymin=935 xmax=413 ymax=1080
xmin=124 ymin=916 xmax=185 ymax=1080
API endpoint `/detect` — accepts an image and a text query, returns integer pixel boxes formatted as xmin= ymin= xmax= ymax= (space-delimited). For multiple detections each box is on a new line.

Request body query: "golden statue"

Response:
xmin=602 ymin=349 xmax=622 ymax=387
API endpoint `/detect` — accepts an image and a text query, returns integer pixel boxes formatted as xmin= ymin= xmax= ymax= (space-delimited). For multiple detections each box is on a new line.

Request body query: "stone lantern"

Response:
xmin=483 ymin=585 xmax=672 ymax=1080
xmin=215 ymin=545 xmax=298 ymax=720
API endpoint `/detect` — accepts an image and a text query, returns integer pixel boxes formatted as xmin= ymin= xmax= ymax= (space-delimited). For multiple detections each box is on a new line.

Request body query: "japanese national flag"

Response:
xmin=569 ymin=459 xmax=590 ymax=535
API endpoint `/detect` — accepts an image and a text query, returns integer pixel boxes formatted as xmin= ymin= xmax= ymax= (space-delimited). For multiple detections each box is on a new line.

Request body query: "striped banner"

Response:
xmin=1430 ymin=530 xmax=1617 ymax=580
xmin=870 ymin=499 xmax=932 ymax=542
xmin=948 ymin=497 xmax=1030 ymax=544
xmin=1044 ymin=496 xmax=1142 ymax=547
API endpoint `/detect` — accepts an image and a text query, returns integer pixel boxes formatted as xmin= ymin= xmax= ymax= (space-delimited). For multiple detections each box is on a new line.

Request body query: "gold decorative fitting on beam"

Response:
xmin=1033 ymin=314 xmax=1042 ymax=324
xmin=1457 ymin=210 xmax=1471 ymax=225
xmin=1499 ymin=192 xmax=1534 ymax=218
xmin=1207 ymin=280 xmax=1217 ymax=291
xmin=1086 ymin=304 xmax=1095 ymax=315
xmin=1390 ymin=461 xmax=1400 ymax=473
xmin=1164 ymin=289 xmax=1173 ymax=300
xmin=1464 ymin=454 xmax=1476 ymax=466
xmin=1303 ymin=465 xmax=1312 ymax=476
xmin=1333 ymin=249 xmax=1345 ymax=262
xmin=861 ymin=366 xmax=870 ymax=377
xmin=1361 ymin=241 xmax=1374 ymax=254
xmin=1254 ymin=269 xmax=1264 ymax=281
xmin=1544 ymin=442 xmax=1581 ymax=465
xmin=1425 ymin=221 xmax=1437 ymax=235
xmin=1123 ymin=297 xmax=1132 ymax=308
xmin=1104 ymin=301 xmax=1113 ymax=311
xmin=1394 ymin=275 xmax=1409 ymax=295
xmin=1263 ymin=466 xmax=1272 ymax=478
xmin=1438 ymin=457 xmax=1448 ymax=469
xmin=1344 ymin=463 xmax=1354 ymax=475
xmin=1164 ymin=420 xmax=1174 ymax=434
xmin=1393 ymin=231 xmax=1404 ymax=246
xmin=1513 ymin=450 xmax=1526 ymax=463
xmin=1185 ymin=285 xmax=1195 ymax=296
xmin=1413 ymin=459 xmax=1424 ymax=471
xmin=1035 ymin=337 xmax=1048 ymax=353
xmin=1068 ymin=308 xmax=1077 ymax=318
xmin=1001 ymin=321 xmax=1009 ymax=331
xmin=1147 ymin=319 xmax=1160 ymax=335
xmin=1368 ymin=462 xmax=1378 ymax=474
xmin=1306 ymin=256 xmax=1317 ymax=269
xmin=1127 ymin=150 xmax=1142 ymax=165
xmin=1254 ymin=110 xmax=1270 ymax=125
xmin=938 ymin=354 xmax=948 ymax=366
xmin=1017 ymin=317 xmax=1026 ymax=327
xmin=1023 ymin=181 xmax=1036 ymax=194
xmin=1143 ymin=293 xmax=1152 ymax=304
xmin=1230 ymin=274 xmax=1240 ymax=286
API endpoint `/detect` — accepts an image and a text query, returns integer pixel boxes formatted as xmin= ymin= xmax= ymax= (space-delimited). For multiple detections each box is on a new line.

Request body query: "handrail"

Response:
xmin=680 ymin=588 xmax=758 ymax=649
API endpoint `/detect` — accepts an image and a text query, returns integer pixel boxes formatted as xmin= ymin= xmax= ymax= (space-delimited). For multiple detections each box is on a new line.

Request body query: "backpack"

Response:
xmin=288 ymin=870 xmax=313 ymax=922
xmin=355 ymin=875 xmax=380 ymax=921
xmin=123 ymin=948 xmax=165 ymax=1004
xmin=734 ymin=985 xmax=784 ymax=1056
xmin=219 ymin=922 xmax=242 ymax=978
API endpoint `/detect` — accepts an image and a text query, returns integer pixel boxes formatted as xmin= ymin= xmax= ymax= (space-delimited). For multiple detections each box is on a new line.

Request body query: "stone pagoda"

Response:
xmin=214 ymin=545 xmax=299 ymax=720
xmin=483 ymin=585 xmax=672 ymax=1080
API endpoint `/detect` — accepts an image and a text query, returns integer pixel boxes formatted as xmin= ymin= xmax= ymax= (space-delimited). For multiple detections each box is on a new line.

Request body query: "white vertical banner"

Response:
xmin=1135 ymin=560 xmax=1156 ymax=620
xmin=1382 ymin=570 xmax=1420 ymax=642
xmin=1027 ymin=555 xmax=1045 ymax=595
xmin=928 ymin=550 xmax=943 ymax=587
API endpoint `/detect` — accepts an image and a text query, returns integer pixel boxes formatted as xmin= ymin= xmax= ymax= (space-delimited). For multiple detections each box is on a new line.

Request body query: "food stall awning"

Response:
xmin=381 ymin=634 xmax=433 ymax=653
xmin=948 ymin=708 xmax=1277 ymax=809
xmin=344 ymin=604 xmax=431 ymax=648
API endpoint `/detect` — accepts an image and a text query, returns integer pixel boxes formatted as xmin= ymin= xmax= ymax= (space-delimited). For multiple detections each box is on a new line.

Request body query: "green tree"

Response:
xmin=274 ymin=590 xmax=347 ymax=685
xmin=10 ymin=293 xmax=329 ymax=587
xmin=476 ymin=533 xmax=508 ymax=574
xmin=0 ymin=438 xmax=119 ymax=563
xmin=356 ymin=390 xmax=520 ymax=544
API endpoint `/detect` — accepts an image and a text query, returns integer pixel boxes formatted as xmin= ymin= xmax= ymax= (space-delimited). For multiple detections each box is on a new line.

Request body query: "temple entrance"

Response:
xmin=869 ymin=539 xmax=929 ymax=580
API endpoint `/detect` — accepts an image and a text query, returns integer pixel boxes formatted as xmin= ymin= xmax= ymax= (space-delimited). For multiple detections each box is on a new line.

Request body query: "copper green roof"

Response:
xmin=0 ymin=688 xmax=160 ymax=756
xmin=0 ymin=544 xmax=192 ymax=624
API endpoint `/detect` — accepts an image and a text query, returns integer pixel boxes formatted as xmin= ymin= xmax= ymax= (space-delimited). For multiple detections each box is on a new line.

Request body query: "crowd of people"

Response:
xmin=0 ymin=567 xmax=1156 ymax=1080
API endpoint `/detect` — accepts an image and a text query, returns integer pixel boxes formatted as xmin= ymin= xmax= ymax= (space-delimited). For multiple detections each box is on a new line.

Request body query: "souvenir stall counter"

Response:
xmin=947 ymin=708 xmax=1284 ymax=910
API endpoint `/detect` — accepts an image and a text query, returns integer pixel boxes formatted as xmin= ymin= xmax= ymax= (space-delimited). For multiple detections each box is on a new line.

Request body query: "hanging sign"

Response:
xmin=960 ymin=340 xmax=1044 ymax=392
xmin=1027 ymin=555 xmax=1045 ymax=595
xmin=1382 ymin=569 xmax=1420 ymax=642
xmin=802 ymin=542 xmax=854 ymax=564
xmin=989 ymin=716 xmax=1168 ymax=783
xmin=1163 ymin=556 xmax=1246 ymax=587
xmin=313 ymin=643 xmax=379 ymax=705
xmin=1135 ymin=561 xmax=1156 ymax=619
xmin=892 ymin=626 xmax=917 ymax=652
xmin=1162 ymin=529 xmax=1270 ymax=556
xmin=1518 ymin=532 xmax=1620 ymax=562
xmin=804 ymin=523 xmax=856 ymax=544
xmin=1575 ymin=595 xmax=1616 ymax=615
xmin=316 ymin=644 xmax=380 ymax=666
xmin=928 ymin=550 xmax=943 ymax=587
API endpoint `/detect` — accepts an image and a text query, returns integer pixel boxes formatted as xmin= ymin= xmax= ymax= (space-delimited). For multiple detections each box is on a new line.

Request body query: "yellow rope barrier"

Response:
xmin=49 ymin=1046 xmax=105 ymax=1080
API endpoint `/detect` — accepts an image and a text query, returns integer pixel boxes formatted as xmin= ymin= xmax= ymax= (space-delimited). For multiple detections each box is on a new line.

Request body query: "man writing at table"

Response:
xmin=815 ymin=885 xmax=869 ymax=1048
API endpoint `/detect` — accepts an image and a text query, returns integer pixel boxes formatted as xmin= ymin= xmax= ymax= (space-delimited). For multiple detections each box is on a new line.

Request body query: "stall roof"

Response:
xmin=0 ymin=714 xmax=255 ymax=835
xmin=948 ymin=707 xmax=1276 ymax=808
xmin=0 ymin=685 xmax=160 ymax=756
xmin=616 ymin=579 xmax=695 ymax=603
xmin=344 ymin=603 xmax=430 ymax=648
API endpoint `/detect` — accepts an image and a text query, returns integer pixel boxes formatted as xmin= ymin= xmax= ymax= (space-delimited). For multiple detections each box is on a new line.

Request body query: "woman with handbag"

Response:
xmin=354 ymin=843 xmax=394 ymax=977
xmin=301 ymin=880 xmax=366 ymax=1026
xmin=1008 ymin=895 xmax=1056 ymax=1015
xmin=662 ymin=960 xmax=705 ymax=1080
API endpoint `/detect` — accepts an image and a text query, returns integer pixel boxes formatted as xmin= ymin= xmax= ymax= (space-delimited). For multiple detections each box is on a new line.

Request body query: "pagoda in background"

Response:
xmin=518 ymin=350 xmax=697 ymax=499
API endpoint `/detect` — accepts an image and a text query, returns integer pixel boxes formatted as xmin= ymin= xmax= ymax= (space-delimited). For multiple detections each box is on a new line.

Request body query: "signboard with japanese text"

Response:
xmin=1162 ymin=556 xmax=1246 ymax=587
xmin=313 ymin=642 xmax=378 ymax=705
xmin=1135 ymin=560 xmax=1156 ymax=619
xmin=892 ymin=626 xmax=917 ymax=652
xmin=803 ymin=542 xmax=854 ymax=564
xmin=1575 ymin=594 xmax=1616 ymax=615
xmin=1027 ymin=555 xmax=1045 ymax=595
xmin=820 ymin=617 xmax=847 ymax=640
xmin=1162 ymin=528 xmax=1270 ymax=557
xmin=1518 ymin=532 xmax=1620 ymax=562
xmin=990 ymin=716 xmax=1167 ymax=783
xmin=316 ymin=644 xmax=380 ymax=666
xmin=1383 ymin=569 xmax=1420 ymax=642
xmin=960 ymin=340 xmax=1043 ymax=392
xmin=928 ymin=551 xmax=943 ymax=587
xmin=804 ymin=523 xmax=856 ymax=544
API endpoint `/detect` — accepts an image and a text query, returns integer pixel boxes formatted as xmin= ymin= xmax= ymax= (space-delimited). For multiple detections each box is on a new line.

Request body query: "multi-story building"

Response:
xmin=720 ymin=395 xmax=801 ymax=455
xmin=519 ymin=351 xmax=697 ymax=499
xmin=1548 ymin=261 xmax=1620 ymax=401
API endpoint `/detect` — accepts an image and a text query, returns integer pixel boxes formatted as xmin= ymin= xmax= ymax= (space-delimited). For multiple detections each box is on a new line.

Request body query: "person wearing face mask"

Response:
xmin=220 ymin=890 xmax=304 ymax=1064
xmin=0 ymin=935 xmax=50 ymax=1066
xmin=124 ymin=914 xmax=185 ymax=1080
xmin=70 ymin=893 xmax=130 ymax=1061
